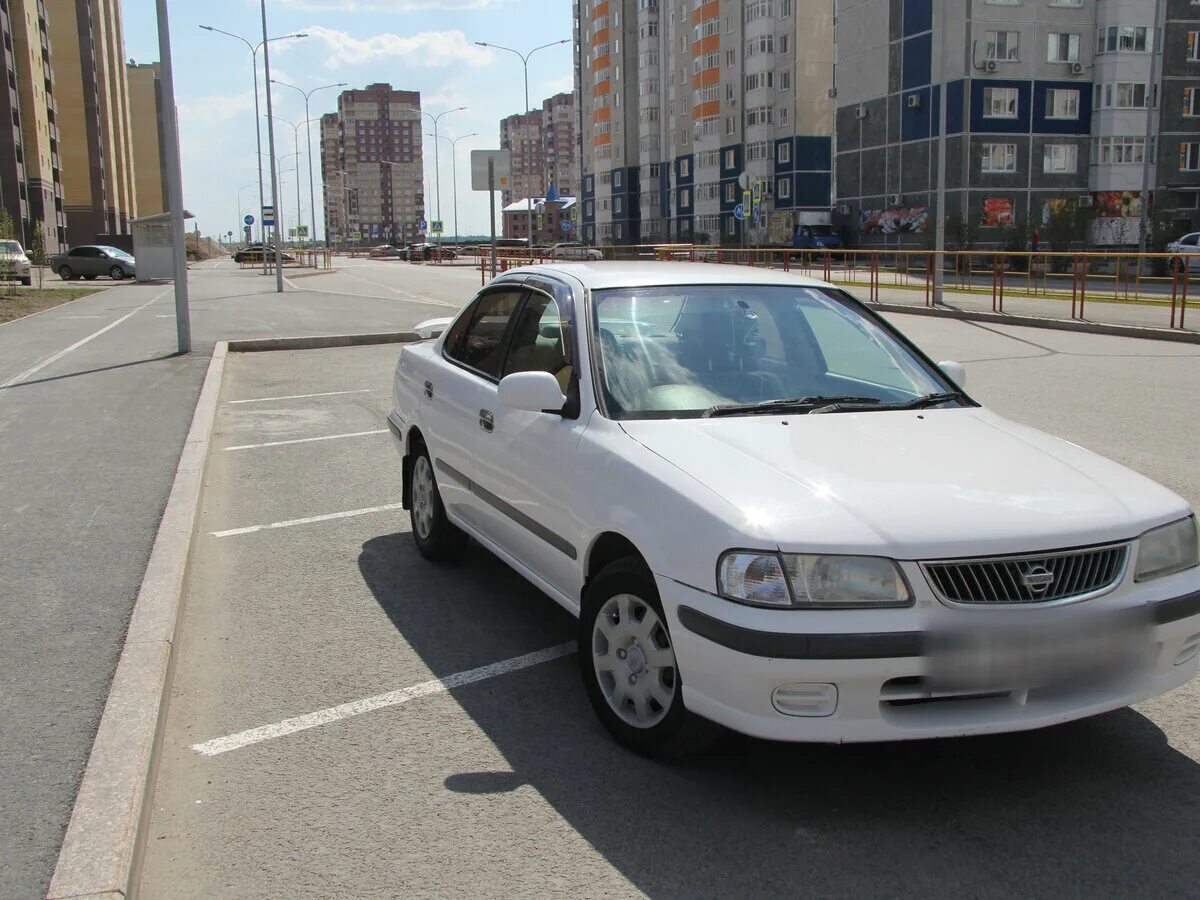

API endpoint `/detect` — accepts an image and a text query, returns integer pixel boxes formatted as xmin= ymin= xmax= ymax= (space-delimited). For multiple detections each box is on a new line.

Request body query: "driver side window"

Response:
xmin=501 ymin=293 xmax=572 ymax=392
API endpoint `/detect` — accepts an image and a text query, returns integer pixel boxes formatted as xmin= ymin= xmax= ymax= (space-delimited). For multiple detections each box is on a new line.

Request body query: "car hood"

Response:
xmin=619 ymin=408 xmax=1188 ymax=559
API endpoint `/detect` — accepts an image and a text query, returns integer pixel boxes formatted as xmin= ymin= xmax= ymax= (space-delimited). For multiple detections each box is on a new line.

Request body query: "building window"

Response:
xmin=746 ymin=35 xmax=774 ymax=57
xmin=680 ymin=158 xmax=690 ymax=177
xmin=778 ymin=142 xmax=791 ymax=164
xmin=746 ymin=71 xmax=774 ymax=92
xmin=777 ymin=177 xmax=791 ymax=199
xmin=1094 ymin=82 xmax=1152 ymax=109
xmin=781 ymin=0 xmax=792 ymax=14
xmin=984 ymin=31 xmax=1020 ymax=62
xmin=1096 ymin=26 xmax=1149 ymax=54
xmin=1047 ymin=33 xmax=1080 ymax=63
xmin=779 ymin=35 xmax=789 ymax=54
xmin=1181 ymin=143 xmax=1200 ymax=172
xmin=1093 ymin=136 xmax=1146 ymax=165
xmin=614 ymin=197 xmax=622 ymax=214
xmin=680 ymin=188 xmax=691 ymax=206
xmin=726 ymin=216 xmax=738 ymax=235
xmin=744 ymin=0 xmax=772 ymax=23
xmin=726 ymin=116 xmax=735 ymax=135
xmin=779 ymin=70 xmax=791 ymax=91
xmin=724 ymin=148 xmax=735 ymax=168
xmin=745 ymin=106 xmax=774 ymax=126
xmin=745 ymin=141 xmax=771 ymax=161
xmin=1189 ymin=32 xmax=1200 ymax=62
xmin=725 ymin=182 xmax=737 ymax=202
xmin=613 ymin=170 xmax=622 ymax=188
xmin=1043 ymin=144 xmax=1077 ymax=173
xmin=981 ymin=142 xmax=1017 ymax=172
xmin=1186 ymin=88 xmax=1200 ymax=117
xmin=1046 ymin=88 xmax=1079 ymax=119
xmin=726 ymin=50 xmax=736 ymax=67
xmin=983 ymin=87 xmax=1018 ymax=118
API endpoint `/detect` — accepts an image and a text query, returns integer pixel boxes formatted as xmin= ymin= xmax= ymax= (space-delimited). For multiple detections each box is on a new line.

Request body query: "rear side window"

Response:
xmin=443 ymin=289 xmax=525 ymax=378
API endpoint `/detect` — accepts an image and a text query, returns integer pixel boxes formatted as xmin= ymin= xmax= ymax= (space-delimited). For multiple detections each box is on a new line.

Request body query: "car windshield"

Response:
xmin=808 ymin=225 xmax=838 ymax=236
xmin=591 ymin=284 xmax=958 ymax=419
xmin=0 ymin=240 xmax=22 ymax=254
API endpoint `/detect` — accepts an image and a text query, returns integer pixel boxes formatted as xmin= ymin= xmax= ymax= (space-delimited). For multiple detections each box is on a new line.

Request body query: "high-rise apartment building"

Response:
xmin=127 ymin=62 xmax=166 ymax=217
xmin=500 ymin=91 xmax=578 ymax=211
xmin=1 ymin=0 xmax=66 ymax=251
xmin=575 ymin=0 xmax=835 ymax=246
xmin=320 ymin=83 xmax=424 ymax=246
xmin=834 ymin=0 xmax=1200 ymax=247
xmin=47 ymin=0 xmax=137 ymax=244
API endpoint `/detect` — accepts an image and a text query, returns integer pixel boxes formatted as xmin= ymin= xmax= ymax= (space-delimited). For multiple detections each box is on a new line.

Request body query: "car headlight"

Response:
xmin=718 ymin=551 xmax=912 ymax=609
xmin=1135 ymin=516 xmax=1199 ymax=581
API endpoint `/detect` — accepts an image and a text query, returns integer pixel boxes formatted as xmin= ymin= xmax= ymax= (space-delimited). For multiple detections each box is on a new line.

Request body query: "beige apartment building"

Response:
xmin=0 ymin=0 xmax=67 ymax=251
xmin=574 ymin=0 xmax=834 ymax=246
xmin=320 ymin=83 xmax=425 ymax=246
xmin=126 ymin=62 xmax=165 ymax=217
xmin=48 ymin=0 xmax=137 ymax=244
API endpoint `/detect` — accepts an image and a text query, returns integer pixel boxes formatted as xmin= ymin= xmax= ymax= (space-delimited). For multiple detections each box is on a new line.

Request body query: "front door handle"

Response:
xmin=424 ymin=380 xmax=433 ymax=400
xmin=479 ymin=409 xmax=494 ymax=433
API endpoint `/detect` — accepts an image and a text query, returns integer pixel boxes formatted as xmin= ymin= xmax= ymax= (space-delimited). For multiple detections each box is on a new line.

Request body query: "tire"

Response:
xmin=409 ymin=450 xmax=467 ymax=561
xmin=58 ymin=265 xmax=74 ymax=281
xmin=20 ymin=276 xmax=30 ymax=286
xmin=109 ymin=266 xmax=124 ymax=280
xmin=579 ymin=557 xmax=720 ymax=758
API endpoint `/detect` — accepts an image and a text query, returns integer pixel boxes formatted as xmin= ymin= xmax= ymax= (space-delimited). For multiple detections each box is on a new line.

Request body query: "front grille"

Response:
xmin=922 ymin=543 xmax=1129 ymax=605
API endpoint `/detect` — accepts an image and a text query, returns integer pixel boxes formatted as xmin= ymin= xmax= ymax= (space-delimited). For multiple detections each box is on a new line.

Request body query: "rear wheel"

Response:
xmin=58 ymin=265 xmax=73 ymax=280
xmin=109 ymin=266 xmax=124 ymax=280
xmin=410 ymin=450 xmax=467 ymax=561
xmin=580 ymin=557 xmax=720 ymax=758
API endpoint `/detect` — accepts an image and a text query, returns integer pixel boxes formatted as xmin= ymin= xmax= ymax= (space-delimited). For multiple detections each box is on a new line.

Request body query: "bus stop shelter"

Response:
xmin=131 ymin=210 xmax=193 ymax=282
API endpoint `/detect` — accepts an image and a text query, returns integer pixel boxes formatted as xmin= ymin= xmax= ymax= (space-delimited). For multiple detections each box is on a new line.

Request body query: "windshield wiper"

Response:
xmin=703 ymin=396 xmax=883 ymax=418
xmin=808 ymin=391 xmax=966 ymax=414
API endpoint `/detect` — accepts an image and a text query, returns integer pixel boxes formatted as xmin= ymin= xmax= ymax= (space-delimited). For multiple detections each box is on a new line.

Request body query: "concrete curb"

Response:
xmin=46 ymin=342 xmax=229 ymax=900
xmin=228 ymin=331 xmax=421 ymax=352
xmin=872 ymin=302 xmax=1200 ymax=344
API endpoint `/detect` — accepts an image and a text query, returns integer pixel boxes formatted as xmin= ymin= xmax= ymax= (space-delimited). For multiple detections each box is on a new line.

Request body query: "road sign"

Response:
xmin=244 ymin=214 xmax=254 ymax=226
xmin=738 ymin=172 xmax=751 ymax=190
xmin=752 ymin=180 xmax=763 ymax=202
xmin=742 ymin=190 xmax=752 ymax=211
xmin=296 ymin=225 xmax=308 ymax=238
xmin=262 ymin=205 xmax=275 ymax=227
xmin=351 ymin=231 xmax=361 ymax=242
xmin=733 ymin=204 xmax=747 ymax=221
xmin=470 ymin=149 xmax=512 ymax=191
xmin=417 ymin=219 xmax=428 ymax=233
xmin=561 ymin=219 xmax=573 ymax=233
xmin=430 ymin=220 xmax=443 ymax=235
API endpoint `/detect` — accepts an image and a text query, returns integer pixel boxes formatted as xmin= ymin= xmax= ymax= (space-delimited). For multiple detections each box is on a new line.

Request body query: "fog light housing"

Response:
xmin=771 ymin=683 xmax=838 ymax=717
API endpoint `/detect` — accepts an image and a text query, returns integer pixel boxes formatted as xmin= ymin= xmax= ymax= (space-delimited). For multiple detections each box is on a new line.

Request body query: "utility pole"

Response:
xmin=155 ymin=0 xmax=190 ymax=352
xmin=932 ymin=0 xmax=947 ymax=304
xmin=1138 ymin=0 xmax=1165 ymax=254
xmin=259 ymin=0 xmax=283 ymax=291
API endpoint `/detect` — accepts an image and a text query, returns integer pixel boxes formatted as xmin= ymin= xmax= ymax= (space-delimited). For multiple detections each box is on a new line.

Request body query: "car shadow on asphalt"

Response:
xmin=358 ymin=531 xmax=1200 ymax=898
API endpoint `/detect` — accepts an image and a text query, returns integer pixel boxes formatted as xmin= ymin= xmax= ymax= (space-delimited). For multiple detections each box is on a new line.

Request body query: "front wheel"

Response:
xmin=109 ymin=266 xmax=125 ymax=280
xmin=409 ymin=450 xmax=467 ymax=561
xmin=580 ymin=557 xmax=719 ymax=758
xmin=58 ymin=265 xmax=73 ymax=280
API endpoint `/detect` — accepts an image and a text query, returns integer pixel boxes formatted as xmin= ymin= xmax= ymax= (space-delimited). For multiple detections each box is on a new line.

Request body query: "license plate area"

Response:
xmin=925 ymin=607 xmax=1153 ymax=692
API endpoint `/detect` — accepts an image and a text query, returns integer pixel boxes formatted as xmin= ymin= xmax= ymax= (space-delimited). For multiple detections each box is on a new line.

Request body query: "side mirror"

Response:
xmin=498 ymin=371 xmax=566 ymax=414
xmin=938 ymin=360 xmax=966 ymax=388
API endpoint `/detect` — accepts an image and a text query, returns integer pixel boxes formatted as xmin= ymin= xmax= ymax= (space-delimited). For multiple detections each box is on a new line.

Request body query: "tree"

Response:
xmin=0 ymin=211 xmax=15 ymax=293
xmin=30 ymin=219 xmax=47 ymax=289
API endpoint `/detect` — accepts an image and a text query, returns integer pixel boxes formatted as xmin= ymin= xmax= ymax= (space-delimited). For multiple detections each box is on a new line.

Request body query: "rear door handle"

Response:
xmin=479 ymin=409 xmax=494 ymax=433
xmin=424 ymin=380 xmax=433 ymax=399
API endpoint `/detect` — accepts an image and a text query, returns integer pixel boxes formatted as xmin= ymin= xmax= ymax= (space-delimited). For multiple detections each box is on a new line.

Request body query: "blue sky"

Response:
xmin=119 ymin=0 xmax=575 ymax=240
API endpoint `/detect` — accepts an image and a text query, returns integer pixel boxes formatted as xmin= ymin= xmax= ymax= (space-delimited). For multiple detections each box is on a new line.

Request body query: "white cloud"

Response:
xmin=540 ymin=74 xmax=574 ymax=97
xmin=294 ymin=26 xmax=495 ymax=69
xmin=277 ymin=0 xmax=501 ymax=10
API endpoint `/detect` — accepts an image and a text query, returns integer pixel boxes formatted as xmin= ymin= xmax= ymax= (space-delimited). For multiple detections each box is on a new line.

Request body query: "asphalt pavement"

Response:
xmin=138 ymin=319 xmax=1200 ymax=898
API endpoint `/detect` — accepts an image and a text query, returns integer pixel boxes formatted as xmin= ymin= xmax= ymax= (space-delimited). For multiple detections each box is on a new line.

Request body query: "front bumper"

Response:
xmin=661 ymin=574 xmax=1200 ymax=743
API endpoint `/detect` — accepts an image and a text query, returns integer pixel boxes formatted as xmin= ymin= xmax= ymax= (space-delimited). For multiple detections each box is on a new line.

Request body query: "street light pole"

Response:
xmin=269 ymin=117 xmax=304 ymax=247
xmin=199 ymin=26 xmax=306 ymax=273
xmin=421 ymin=107 xmax=466 ymax=252
xmin=271 ymin=79 xmax=345 ymax=247
xmin=429 ymin=131 xmax=479 ymax=247
xmin=155 ymin=0 xmax=189 ymax=352
xmin=1138 ymin=0 xmax=1165 ymax=254
xmin=258 ymin=0 xmax=284 ymax=291
xmin=475 ymin=39 xmax=569 ymax=259
xmin=932 ymin=0 xmax=946 ymax=304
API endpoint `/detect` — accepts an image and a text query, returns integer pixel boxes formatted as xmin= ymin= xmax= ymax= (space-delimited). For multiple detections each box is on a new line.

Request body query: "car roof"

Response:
xmin=497 ymin=260 xmax=839 ymax=291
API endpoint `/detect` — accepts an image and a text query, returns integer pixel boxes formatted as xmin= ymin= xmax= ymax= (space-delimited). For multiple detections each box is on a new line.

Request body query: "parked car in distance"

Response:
xmin=369 ymin=244 xmax=406 ymax=259
xmin=407 ymin=242 xmax=457 ymax=261
xmin=389 ymin=261 xmax=1200 ymax=758
xmin=233 ymin=244 xmax=296 ymax=264
xmin=0 ymin=239 xmax=32 ymax=285
xmin=549 ymin=241 xmax=604 ymax=261
xmin=1166 ymin=233 xmax=1200 ymax=270
xmin=50 ymin=245 xmax=135 ymax=281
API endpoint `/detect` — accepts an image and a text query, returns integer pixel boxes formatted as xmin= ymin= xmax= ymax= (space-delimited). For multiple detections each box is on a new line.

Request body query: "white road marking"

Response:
xmin=339 ymin=271 xmax=459 ymax=308
xmin=228 ymin=389 xmax=373 ymax=404
xmin=1 ymin=289 xmax=168 ymax=387
xmin=191 ymin=642 xmax=577 ymax=756
xmin=57 ymin=315 xmax=103 ymax=319
xmin=224 ymin=428 xmax=387 ymax=451
xmin=211 ymin=501 xmax=405 ymax=538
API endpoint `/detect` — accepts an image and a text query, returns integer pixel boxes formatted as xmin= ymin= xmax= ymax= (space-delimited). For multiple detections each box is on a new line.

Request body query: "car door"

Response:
xmin=67 ymin=247 xmax=90 ymax=274
xmin=470 ymin=275 xmax=589 ymax=598
xmin=422 ymin=284 xmax=526 ymax=536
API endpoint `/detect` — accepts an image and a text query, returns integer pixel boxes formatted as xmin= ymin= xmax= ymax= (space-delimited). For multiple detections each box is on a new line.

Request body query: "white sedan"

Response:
xmin=388 ymin=262 xmax=1200 ymax=757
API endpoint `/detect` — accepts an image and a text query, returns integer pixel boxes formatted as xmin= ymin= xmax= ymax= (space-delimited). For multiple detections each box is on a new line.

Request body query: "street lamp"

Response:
xmin=268 ymin=115 xmax=307 ymax=248
xmin=198 ymin=24 xmax=306 ymax=274
xmin=275 ymin=151 xmax=300 ymax=239
xmin=271 ymin=79 xmax=346 ymax=248
xmin=427 ymin=132 xmax=478 ymax=247
xmin=475 ymin=39 xmax=569 ymax=257
xmin=421 ymin=106 xmax=465 ymax=250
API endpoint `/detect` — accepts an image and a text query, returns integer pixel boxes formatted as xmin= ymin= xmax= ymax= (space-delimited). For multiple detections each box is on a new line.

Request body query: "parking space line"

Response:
xmin=224 ymin=429 xmax=387 ymax=451
xmin=228 ymin=389 xmax=374 ymax=404
xmin=191 ymin=642 xmax=577 ymax=756
xmin=211 ymin=502 xmax=406 ymax=538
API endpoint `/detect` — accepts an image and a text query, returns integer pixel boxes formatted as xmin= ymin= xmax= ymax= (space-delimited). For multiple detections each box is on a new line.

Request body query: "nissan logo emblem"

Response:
xmin=1022 ymin=565 xmax=1055 ymax=593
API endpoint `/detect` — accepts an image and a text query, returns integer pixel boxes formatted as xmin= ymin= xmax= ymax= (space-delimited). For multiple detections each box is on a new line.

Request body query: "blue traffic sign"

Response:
xmin=244 ymin=214 xmax=255 ymax=226
xmin=733 ymin=204 xmax=747 ymax=221
xmin=417 ymin=219 xmax=428 ymax=232
xmin=561 ymin=219 xmax=573 ymax=233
